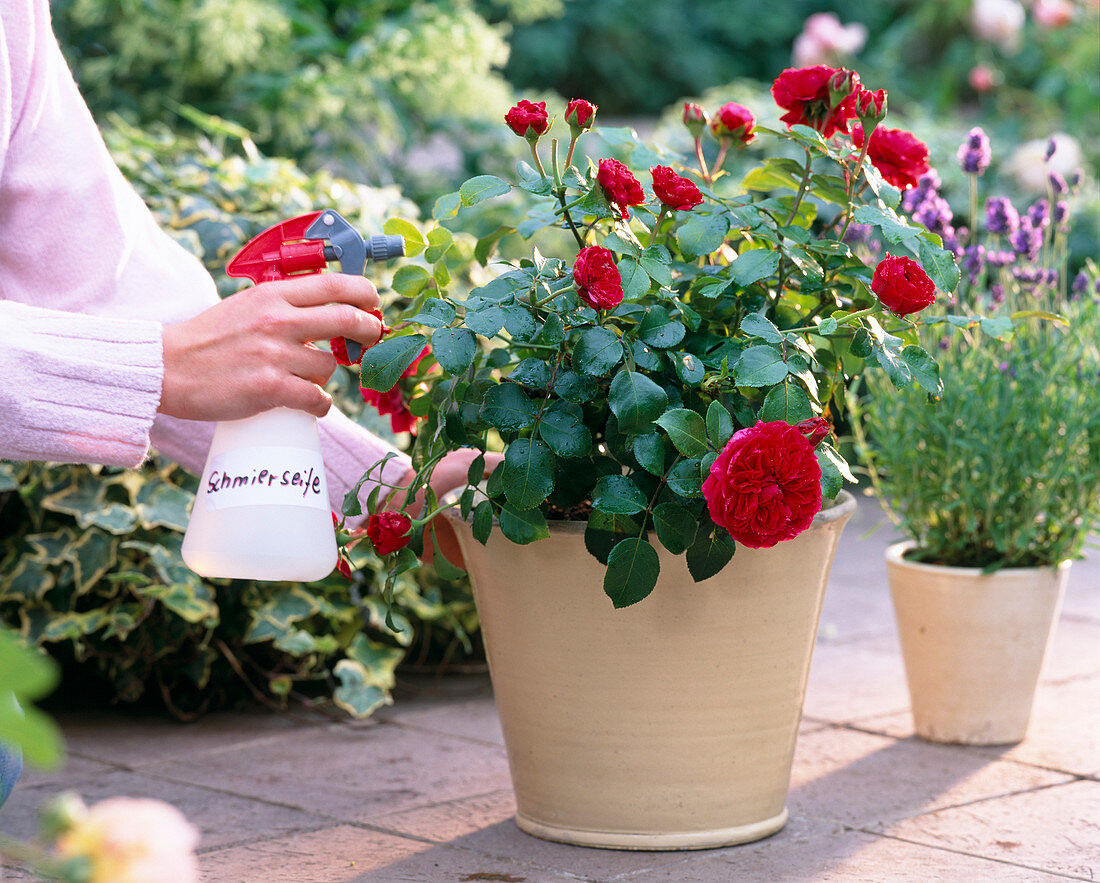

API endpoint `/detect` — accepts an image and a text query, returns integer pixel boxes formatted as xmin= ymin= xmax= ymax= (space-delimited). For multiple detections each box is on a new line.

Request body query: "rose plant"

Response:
xmin=342 ymin=65 xmax=981 ymax=609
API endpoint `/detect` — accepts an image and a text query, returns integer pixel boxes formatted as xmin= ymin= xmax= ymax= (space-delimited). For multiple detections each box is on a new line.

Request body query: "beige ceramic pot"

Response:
xmin=444 ymin=491 xmax=855 ymax=851
xmin=886 ymin=541 xmax=1069 ymax=746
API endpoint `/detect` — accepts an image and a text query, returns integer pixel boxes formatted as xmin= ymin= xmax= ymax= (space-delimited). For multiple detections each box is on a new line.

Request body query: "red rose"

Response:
xmin=650 ymin=165 xmax=703 ymax=211
xmin=361 ymin=346 xmax=429 ymax=433
xmin=573 ymin=246 xmax=624 ymax=311
xmin=565 ymin=98 xmax=597 ymax=130
xmin=708 ymin=102 xmax=756 ymax=145
xmin=871 ymin=253 xmax=936 ymax=316
xmin=366 ymin=511 xmax=413 ymax=556
xmin=597 ymin=158 xmax=646 ymax=219
xmin=852 ymin=125 xmax=929 ymax=190
xmin=702 ymin=421 xmax=823 ymax=549
xmin=771 ymin=65 xmax=860 ymax=138
xmin=505 ymin=99 xmax=550 ymax=138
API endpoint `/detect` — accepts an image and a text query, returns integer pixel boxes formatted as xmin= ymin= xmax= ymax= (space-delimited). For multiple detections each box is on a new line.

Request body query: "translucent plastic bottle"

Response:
xmin=181 ymin=407 xmax=337 ymax=581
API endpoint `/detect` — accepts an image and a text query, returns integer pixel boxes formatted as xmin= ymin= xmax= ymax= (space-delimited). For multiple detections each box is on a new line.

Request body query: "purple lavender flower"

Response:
xmin=843 ymin=222 xmax=873 ymax=244
xmin=1045 ymin=138 xmax=1057 ymax=161
xmin=1010 ymin=219 xmax=1043 ymax=262
xmin=962 ymin=244 xmax=986 ymax=285
xmin=985 ymin=196 xmax=1020 ymax=236
xmin=986 ymin=249 xmax=1015 ymax=268
xmin=1072 ymin=271 xmax=1089 ymax=298
xmin=1070 ymin=169 xmax=1083 ymax=192
xmin=957 ymin=127 xmax=991 ymax=175
xmin=1044 ymin=269 xmax=1059 ymax=288
xmin=913 ymin=196 xmax=953 ymax=235
xmin=1027 ymin=199 xmax=1050 ymax=229
xmin=1049 ymin=172 xmax=1067 ymax=194
xmin=1053 ymin=201 xmax=1068 ymax=226
xmin=942 ymin=226 xmax=964 ymax=256
xmin=990 ymin=283 xmax=1005 ymax=305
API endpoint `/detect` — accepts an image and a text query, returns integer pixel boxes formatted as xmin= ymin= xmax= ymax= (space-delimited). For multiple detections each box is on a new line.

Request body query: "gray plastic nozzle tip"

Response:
xmin=366 ymin=234 xmax=406 ymax=262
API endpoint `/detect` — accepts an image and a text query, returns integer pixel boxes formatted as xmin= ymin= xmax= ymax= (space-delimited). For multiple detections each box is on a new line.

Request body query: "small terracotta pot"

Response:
xmin=445 ymin=492 xmax=855 ymax=850
xmin=886 ymin=541 xmax=1069 ymax=746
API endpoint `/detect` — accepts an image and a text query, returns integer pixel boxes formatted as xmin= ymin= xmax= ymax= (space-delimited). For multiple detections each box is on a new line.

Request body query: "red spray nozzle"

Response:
xmin=225 ymin=210 xmax=406 ymax=364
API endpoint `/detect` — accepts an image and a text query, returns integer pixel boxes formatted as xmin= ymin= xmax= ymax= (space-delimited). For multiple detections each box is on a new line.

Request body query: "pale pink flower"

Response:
xmin=1032 ymin=0 xmax=1075 ymax=28
xmin=967 ymin=64 xmax=1000 ymax=92
xmin=792 ymin=13 xmax=867 ymax=67
xmin=55 ymin=797 xmax=200 ymax=883
xmin=970 ymin=0 xmax=1025 ymax=52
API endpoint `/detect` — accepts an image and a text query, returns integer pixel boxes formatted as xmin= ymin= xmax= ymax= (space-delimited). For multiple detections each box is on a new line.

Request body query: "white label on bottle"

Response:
xmin=200 ymin=446 xmax=329 ymax=511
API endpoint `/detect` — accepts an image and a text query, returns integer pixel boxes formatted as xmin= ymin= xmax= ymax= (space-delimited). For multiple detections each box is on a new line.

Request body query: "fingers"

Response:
xmin=272 ymin=375 xmax=334 ymax=418
xmin=294 ymin=303 xmax=385 ymax=350
xmin=274 ymin=273 xmax=380 ymax=312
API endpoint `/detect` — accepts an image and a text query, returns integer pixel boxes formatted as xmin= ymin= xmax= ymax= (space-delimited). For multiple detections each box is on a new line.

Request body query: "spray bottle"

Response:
xmin=181 ymin=209 xmax=405 ymax=582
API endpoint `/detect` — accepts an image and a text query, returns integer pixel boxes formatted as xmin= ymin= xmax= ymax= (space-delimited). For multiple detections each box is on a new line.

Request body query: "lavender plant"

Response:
xmin=855 ymin=130 xmax=1100 ymax=569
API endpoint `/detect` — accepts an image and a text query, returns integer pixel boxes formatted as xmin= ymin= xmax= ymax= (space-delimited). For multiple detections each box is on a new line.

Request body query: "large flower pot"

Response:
xmin=885 ymin=541 xmax=1069 ymax=746
xmin=444 ymin=491 xmax=855 ymax=851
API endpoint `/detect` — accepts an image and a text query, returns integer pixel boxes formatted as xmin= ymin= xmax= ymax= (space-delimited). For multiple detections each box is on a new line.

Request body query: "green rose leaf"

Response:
xmin=591 ymin=474 xmax=648 ymax=515
xmin=459 ymin=175 xmax=511 ymax=207
xmin=609 ymin=370 xmax=669 ymax=435
xmin=735 ymin=345 xmax=790 ymax=387
xmin=901 ymin=345 xmax=943 ymax=396
xmin=412 ymin=297 xmax=456 ymax=328
xmin=677 ymin=211 xmax=731 ymax=259
xmin=499 ymin=504 xmax=550 ymax=544
xmin=705 ymin=400 xmax=734 ymax=449
xmin=729 ymin=249 xmax=781 ymax=287
xmin=918 ymin=236 xmax=961 ymax=294
xmin=631 ymin=432 xmax=667 ymax=475
xmin=666 ymin=457 xmax=704 ymax=498
xmin=655 ymin=408 xmax=709 ymax=457
xmin=740 ymin=313 xmax=783 ymax=344
xmin=759 ymin=381 xmax=813 ymax=424
xmin=553 ymin=369 xmax=599 ymax=403
xmin=472 ymin=500 xmax=494 ymax=545
xmin=502 ymin=439 xmax=555 ymax=510
xmin=584 ymin=510 xmax=642 ymax=564
xmin=618 ymin=258 xmax=652 ymax=301
xmin=482 ymin=382 xmax=537 ymax=432
xmin=652 ymin=501 xmax=698 ymax=555
xmin=686 ymin=523 xmax=736 ymax=582
xmin=573 ymin=325 xmax=624 ymax=377
xmin=392 ymin=265 xmax=432 ymax=298
xmin=604 ymin=538 xmax=660 ymax=608
xmin=509 ymin=358 xmax=551 ymax=389
xmin=464 ymin=302 xmax=506 ymax=338
xmin=638 ymin=307 xmax=687 ymax=349
xmin=424 ymin=226 xmax=454 ymax=263
xmin=539 ymin=400 xmax=592 ymax=458
xmin=383 ymin=217 xmax=426 ymax=257
xmin=360 ymin=334 xmax=428 ymax=392
xmin=431 ymin=327 xmax=477 ymax=374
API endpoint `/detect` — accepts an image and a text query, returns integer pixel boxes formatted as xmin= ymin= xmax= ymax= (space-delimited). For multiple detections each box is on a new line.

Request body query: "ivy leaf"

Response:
xmin=360 ymin=334 xmax=428 ymax=391
xmin=655 ymin=408 xmax=709 ymax=457
xmin=609 ymin=370 xmax=668 ymax=435
xmin=502 ymin=439 xmax=555 ymax=510
xmin=603 ymin=538 xmax=660 ymax=608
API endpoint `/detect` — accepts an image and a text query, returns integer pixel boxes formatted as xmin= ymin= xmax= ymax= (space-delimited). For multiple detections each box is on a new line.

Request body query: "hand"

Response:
xmin=395 ymin=449 xmax=503 ymax=569
xmin=159 ymin=274 xmax=384 ymax=421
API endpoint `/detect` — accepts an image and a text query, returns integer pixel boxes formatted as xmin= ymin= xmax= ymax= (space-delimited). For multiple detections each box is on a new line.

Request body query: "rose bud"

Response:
xmin=366 ymin=511 xmax=414 ymax=556
xmin=505 ymin=99 xmax=550 ymax=141
xmin=871 ymin=253 xmax=937 ymax=316
xmin=796 ymin=416 xmax=831 ymax=447
xmin=682 ymin=102 xmax=709 ymax=139
xmin=565 ymin=98 xmax=597 ymax=135
xmin=708 ymin=102 xmax=756 ymax=146
xmin=855 ymin=87 xmax=888 ymax=136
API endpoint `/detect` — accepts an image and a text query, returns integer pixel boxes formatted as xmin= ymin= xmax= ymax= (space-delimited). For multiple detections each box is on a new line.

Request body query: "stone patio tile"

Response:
xmin=151 ymin=721 xmax=512 ymax=824
xmin=617 ymin=829 xmax=1067 ymax=881
xmin=198 ymin=824 xmax=433 ymax=882
xmin=0 ymin=768 xmax=323 ymax=850
xmin=878 ymin=778 xmax=1100 ymax=880
xmin=1040 ymin=615 xmax=1100 ymax=683
xmin=381 ymin=695 xmax=505 ymax=747
xmin=1061 ymin=548 xmax=1099 ymax=623
xmin=802 ymin=635 xmax=909 ymax=724
xmin=787 ymin=725 xmax=1072 ymax=828
xmin=51 ymin=708 xmax=325 ymax=768
xmin=856 ymin=673 xmax=1100 ymax=779
xmin=347 ymin=841 xmax=577 ymax=882
xmin=373 ymin=787 xmax=517 ymax=841
xmin=15 ymin=752 xmax=114 ymax=788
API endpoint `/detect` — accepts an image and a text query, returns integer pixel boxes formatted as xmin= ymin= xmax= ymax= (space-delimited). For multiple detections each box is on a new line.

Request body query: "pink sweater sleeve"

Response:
xmin=0 ymin=0 xmax=410 ymax=508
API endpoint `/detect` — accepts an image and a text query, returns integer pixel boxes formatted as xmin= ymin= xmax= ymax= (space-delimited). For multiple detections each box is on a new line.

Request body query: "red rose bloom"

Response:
xmin=650 ymin=165 xmax=703 ymax=211
xmin=505 ymin=100 xmax=550 ymax=138
xmin=708 ymin=102 xmax=756 ymax=145
xmin=852 ymin=125 xmax=929 ymax=190
xmin=573 ymin=246 xmax=624 ymax=311
xmin=702 ymin=421 xmax=823 ymax=549
xmin=596 ymin=158 xmax=646 ymax=219
xmin=366 ymin=511 xmax=413 ymax=556
xmin=871 ymin=254 xmax=936 ymax=316
xmin=771 ymin=65 xmax=860 ymax=138
xmin=565 ymin=98 xmax=597 ymax=130
xmin=361 ymin=346 xmax=429 ymax=434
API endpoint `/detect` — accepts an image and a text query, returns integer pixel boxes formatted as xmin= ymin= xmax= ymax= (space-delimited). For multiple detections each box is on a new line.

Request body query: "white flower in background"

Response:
xmin=971 ymin=0 xmax=1026 ymax=51
xmin=54 ymin=797 xmax=200 ymax=883
xmin=792 ymin=13 xmax=868 ymax=67
xmin=1032 ymin=0 xmax=1076 ymax=28
xmin=1004 ymin=133 xmax=1083 ymax=192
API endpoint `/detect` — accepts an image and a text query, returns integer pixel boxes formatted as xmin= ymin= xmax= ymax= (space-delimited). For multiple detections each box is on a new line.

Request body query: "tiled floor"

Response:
xmin=3 ymin=495 xmax=1098 ymax=882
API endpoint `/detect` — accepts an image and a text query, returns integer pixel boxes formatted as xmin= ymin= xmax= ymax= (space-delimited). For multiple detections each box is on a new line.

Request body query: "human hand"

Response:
xmin=159 ymin=274 xmax=383 ymax=421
